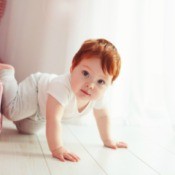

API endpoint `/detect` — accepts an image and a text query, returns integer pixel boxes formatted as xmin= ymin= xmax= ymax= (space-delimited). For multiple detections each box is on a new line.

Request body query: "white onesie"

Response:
xmin=0 ymin=69 xmax=107 ymax=134
xmin=38 ymin=73 xmax=107 ymax=121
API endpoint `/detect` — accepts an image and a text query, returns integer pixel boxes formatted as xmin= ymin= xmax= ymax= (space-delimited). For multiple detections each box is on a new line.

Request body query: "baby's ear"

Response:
xmin=70 ymin=66 xmax=73 ymax=73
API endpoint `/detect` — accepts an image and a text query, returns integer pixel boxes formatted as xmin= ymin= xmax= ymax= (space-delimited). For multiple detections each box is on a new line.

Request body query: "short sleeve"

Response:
xmin=47 ymin=77 xmax=71 ymax=107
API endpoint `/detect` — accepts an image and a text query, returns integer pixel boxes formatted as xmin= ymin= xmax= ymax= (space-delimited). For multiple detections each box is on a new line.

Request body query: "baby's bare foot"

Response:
xmin=0 ymin=63 xmax=14 ymax=70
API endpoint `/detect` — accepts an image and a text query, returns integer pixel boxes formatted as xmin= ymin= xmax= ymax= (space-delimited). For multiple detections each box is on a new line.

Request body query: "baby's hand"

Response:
xmin=104 ymin=139 xmax=128 ymax=149
xmin=52 ymin=146 xmax=80 ymax=162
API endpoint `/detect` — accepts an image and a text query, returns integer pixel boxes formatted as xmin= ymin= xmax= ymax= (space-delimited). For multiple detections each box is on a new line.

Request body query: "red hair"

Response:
xmin=72 ymin=39 xmax=121 ymax=82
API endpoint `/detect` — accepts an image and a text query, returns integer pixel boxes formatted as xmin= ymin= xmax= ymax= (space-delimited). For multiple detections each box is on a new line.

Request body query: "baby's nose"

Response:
xmin=86 ymin=82 xmax=95 ymax=89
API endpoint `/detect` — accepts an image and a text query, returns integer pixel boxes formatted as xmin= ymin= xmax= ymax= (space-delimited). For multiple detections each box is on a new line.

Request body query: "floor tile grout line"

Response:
xmin=128 ymin=149 xmax=161 ymax=175
xmin=158 ymin=144 xmax=175 ymax=156
xmin=140 ymin=130 xmax=175 ymax=157
xmin=36 ymin=134 xmax=52 ymax=175
xmin=66 ymin=125 xmax=109 ymax=175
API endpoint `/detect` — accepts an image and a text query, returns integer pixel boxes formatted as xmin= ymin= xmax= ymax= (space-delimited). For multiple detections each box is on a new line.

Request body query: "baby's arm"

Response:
xmin=93 ymin=108 xmax=127 ymax=149
xmin=46 ymin=94 xmax=80 ymax=162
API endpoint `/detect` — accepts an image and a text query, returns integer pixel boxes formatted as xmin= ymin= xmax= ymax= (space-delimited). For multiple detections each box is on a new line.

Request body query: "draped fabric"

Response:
xmin=0 ymin=0 xmax=174 ymax=127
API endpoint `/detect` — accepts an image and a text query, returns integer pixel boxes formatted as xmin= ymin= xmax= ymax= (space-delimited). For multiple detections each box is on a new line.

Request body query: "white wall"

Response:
xmin=0 ymin=0 xmax=72 ymax=81
xmin=1 ymin=0 xmax=175 ymax=127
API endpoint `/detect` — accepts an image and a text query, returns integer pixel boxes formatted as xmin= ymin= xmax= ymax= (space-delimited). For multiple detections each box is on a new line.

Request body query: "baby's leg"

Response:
xmin=0 ymin=68 xmax=18 ymax=119
xmin=0 ymin=65 xmax=46 ymax=134
xmin=14 ymin=115 xmax=45 ymax=134
xmin=0 ymin=68 xmax=39 ymax=121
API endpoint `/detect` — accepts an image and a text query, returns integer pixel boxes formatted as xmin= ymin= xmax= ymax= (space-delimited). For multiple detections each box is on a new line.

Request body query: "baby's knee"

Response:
xmin=14 ymin=122 xmax=37 ymax=135
xmin=13 ymin=118 xmax=45 ymax=135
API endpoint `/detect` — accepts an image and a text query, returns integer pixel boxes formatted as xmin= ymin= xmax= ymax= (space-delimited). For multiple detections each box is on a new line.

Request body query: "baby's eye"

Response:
xmin=97 ymin=79 xmax=105 ymax=85
xmin=82 ymin=70 xmax=90 ymax=78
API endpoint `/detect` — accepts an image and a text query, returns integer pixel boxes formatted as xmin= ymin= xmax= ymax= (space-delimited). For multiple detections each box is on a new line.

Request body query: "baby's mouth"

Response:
xmin=81 ymin=89 xmax=91 ymax=96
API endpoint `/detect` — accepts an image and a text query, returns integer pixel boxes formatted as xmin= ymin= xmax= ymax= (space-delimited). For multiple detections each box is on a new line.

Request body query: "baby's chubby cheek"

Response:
xmin=92 ymin=90 xmax=104 ymax=100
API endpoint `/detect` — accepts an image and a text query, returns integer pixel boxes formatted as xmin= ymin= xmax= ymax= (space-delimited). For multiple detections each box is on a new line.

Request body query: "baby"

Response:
xmin=0 ymin=38 xmax=127 ymax=162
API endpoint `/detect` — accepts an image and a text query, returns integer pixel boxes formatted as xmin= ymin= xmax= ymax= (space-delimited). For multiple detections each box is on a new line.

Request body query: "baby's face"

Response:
xmin=70 ymin=57 xmax=112 ymax=102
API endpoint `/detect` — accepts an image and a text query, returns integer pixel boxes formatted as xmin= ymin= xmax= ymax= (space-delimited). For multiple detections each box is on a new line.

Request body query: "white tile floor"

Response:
xmin=0 ymin=118 xmax=175 ymax=175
